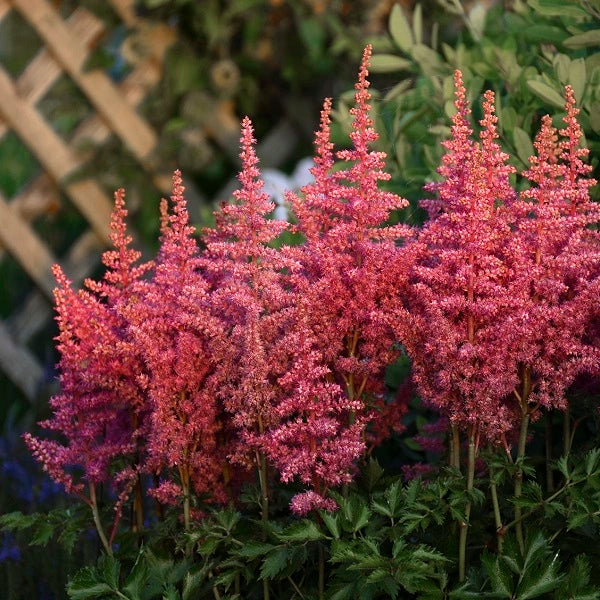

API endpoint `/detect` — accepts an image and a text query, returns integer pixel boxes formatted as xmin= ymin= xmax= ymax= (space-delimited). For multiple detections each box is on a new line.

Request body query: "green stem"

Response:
xmin=458 ymin=428 xmax=475 ymax=582
xmin=563 ymin=406 xmax=571 ymax=457
xmin=89 ymin=483 xmax=112 ymax=556
xmin=256 ymin=449 xmax=270 ymax=600
xmin=514 ymin=411 xmax=530 ymax=556
xmin=452 ymin=424 xmax=461 ymax=471
xmin=545 ymin=412 xmax=554 ymax=493
xmin=514 ymin=369 xmax=531 ymax=556
xmin=490 ymin=466 xmax=504 ymax=553
xmin=503 ymin=474 xmax=584 ymax=532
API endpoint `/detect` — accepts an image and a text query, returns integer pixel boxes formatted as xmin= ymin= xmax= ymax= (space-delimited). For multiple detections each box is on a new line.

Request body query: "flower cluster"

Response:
xmin=26 ymin=49 xmax=599 ymax=541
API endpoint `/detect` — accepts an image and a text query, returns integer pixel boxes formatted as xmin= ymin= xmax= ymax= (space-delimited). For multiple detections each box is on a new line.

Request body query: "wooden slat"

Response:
xmin=108 ymin=0 xmax=137 ymax=27
xmin=0 ymin=193 xmax=57 ymax=298
xmin=12 ymin=0 xmax=158 ymax=163
xmin=0 ymin=1 xmax=10 ymax=21
xmin=0 ymin=7 xmax=104 ymax=140
xmin=16 ymin=8 xmax=104 ymax=101
xmin=7 ymin=231 xmax=102 ymax=345
xmin=0 ymin=65 xmax=112 ymax=244
xmin=0 ymin=321 xmax=44 ymax=402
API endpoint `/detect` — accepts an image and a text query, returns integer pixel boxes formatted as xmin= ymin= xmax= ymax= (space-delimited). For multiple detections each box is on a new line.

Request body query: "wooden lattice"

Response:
xmin=0 ymin=0 xmax=176 ymax=401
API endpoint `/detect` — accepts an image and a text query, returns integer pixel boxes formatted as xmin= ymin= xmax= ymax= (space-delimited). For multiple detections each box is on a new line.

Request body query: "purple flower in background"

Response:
xmin=0 ymin=533 xmax=21 ymax=563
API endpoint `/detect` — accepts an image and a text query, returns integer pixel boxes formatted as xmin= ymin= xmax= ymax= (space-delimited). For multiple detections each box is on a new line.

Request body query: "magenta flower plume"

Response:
xmin=25 ymin=190 xmax=151 ymax=534
xmin=126 ymin=171 xmax=227 ymax=509
xmin=202 ymin=119 xmax=292 ymax=474
xmin=405 ymin=73 xmax=518 ymax=443
xmin=274 ymin=46 xmax=412 ymax=513
xmin=502 ymin=88 xmax=600 ymax=413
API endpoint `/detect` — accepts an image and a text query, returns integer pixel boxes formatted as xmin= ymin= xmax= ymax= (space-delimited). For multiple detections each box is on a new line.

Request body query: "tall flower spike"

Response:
xmin=334 ymin=44 xmax=410 ymax=236
xmin=25 ymin=187 xmax=151 ymax=528
xmin=479 ymin=90 xmax=515 ymax=210
xmin=290 ymin=98 xmax=336 ymax=240
xmin=85 ymin=188 xmax=152 ymax=302
xmin=406 ymin=74 xmax=518 ymax=442
xmin=559 ymin=85 xmax=596 ymax=215
xmin=501 ymin=87 xmax=600 ymax=414
xmin=202 ymin=119 xmax=293 ymax=474
xmin=423 ymin=70 xmax=475 ymax=217
xmin=126 ymin=171 xmax=227 ymax=513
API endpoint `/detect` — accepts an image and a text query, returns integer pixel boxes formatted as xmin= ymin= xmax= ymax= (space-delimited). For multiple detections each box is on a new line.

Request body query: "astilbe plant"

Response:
xmin=24 ymin=190 xmax=152 ymax=554
xmin=19 ymin=47 xmax=600 ymax=600
xmin=124 ymin=172 xmax=228 ymax=529
xmin=405 ymin=72 xmax=518 ymax=449
xmin=281 ymin=46 xmax=413 ymax=515
xmin=504 ymin=88 xmax=600 ymax=417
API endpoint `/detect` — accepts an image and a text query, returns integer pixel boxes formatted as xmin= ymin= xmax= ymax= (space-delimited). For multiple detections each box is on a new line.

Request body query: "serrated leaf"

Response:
xmin=215 ymin=509 xmax=241 ymax=533
xmin=585 ymin=448 xmax=600 ymax=476
xmin=329 ymin=582 xmax=357 ymax=600
xmin=277 ymin=520 xmax=323 ymax=542
xmin=389 ymin=4 xmax=413 ymax=52
xmin=369 ymin=54 xmax=412 ymax=73
xmin=0 ymin=511 xmax=37 ymax=531
xmin=372 ymin=499 xmax=392 ymax=518
xmin=123 ymin=553 xmax=149 ymax=600
xmin=30 ymin=520 xmax=55 ymax=546
xmin=567 ymin=512 xmax=589 ymax=530
xmin=67 ymin=568 xmax=113 ymax=599
xmin=182 ymin=565 xmax=207 ymax=600
xmin=527 ymin=80 xmax=565 ymax=108
xmin=482 ymin=552 xmax=513 ymax=598
xmin=320 ymin=511 xmax=340 ymax=539
xmin=237 ymin=542 xmax=276 ymax=558
xmin=564 ymin=30 xmax=600 ymax=49
xmin=517 ymin=553 xmax=562 ymax=599
xmin=162 ymin=584 xmax=180 ymax=600
xmin=260 ymin=547 xmax=290 ymax=579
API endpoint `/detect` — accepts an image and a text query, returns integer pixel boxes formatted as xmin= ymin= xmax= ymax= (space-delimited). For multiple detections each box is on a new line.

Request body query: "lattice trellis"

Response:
xmin=0 ymin=0 xmax=176 ymax=401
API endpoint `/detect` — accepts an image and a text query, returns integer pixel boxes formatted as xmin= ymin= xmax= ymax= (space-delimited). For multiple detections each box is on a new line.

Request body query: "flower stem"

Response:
xmin=514 ymin=369 xmax=531 ymax=555
xmin=489 ymin=465 xmax=504 ymax=553
xmin=563 ymin=406 xmax=571 ymax=457
xmin=545 ymin=412 xmax=554 ymax=493
xmin=451 ymin=424 xmax=461 ymax=471
xmin=458 ymin=427 xmax=475 ymax=582
xmin=89 ymin=483 xmax=112 ymax=556
xmin=255 ymin=448 xmax=270 ymax=600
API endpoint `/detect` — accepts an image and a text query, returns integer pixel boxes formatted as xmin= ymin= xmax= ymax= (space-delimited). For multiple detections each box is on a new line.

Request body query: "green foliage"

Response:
xmin=345 ymin=0 xmax=600 ymax=212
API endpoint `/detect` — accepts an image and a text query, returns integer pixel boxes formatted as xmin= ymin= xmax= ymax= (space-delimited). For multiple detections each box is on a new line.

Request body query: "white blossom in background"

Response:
xmin=262 ymin=158 xmax=315 ymax=221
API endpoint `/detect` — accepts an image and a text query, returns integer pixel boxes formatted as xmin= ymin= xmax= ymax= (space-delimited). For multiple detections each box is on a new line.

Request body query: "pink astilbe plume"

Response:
xmin=25 ymin=190 xmax=151 ymax=536
xmin=275 ymin=45 xmax=412 ymax=512
xmin=502 ymin=88 xmax=600 ymax=413
xmin=125 ymin=171 xmax=228 ymax=510
xmin=202 ymin=119 xmax=293 ymax=473
xmin=404 ymin=73 xmax=518 ymax=443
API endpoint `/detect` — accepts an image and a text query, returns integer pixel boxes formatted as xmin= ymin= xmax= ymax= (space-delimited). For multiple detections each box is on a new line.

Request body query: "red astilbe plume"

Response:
xmin=264 ymin=305 xmax=363 ymax=515
xmin=277 ymin=45 xmax=412 ymax=513
xmin=201 ymin=118 xmax=293 ymax=520
xmin=404 ymin=73 xmax=519 ymax=444
xmin=502 ymin=88 xmax=600 ymax=415
xmin=24 ymin=190 xmax=152 ymax=549
xmin=125 ymin=172 xmax=228 ymax=522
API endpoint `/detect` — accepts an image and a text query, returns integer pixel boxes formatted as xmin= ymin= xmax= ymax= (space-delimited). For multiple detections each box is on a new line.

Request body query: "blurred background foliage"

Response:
xmin=0 ymin=0 xmax=599 ymax=597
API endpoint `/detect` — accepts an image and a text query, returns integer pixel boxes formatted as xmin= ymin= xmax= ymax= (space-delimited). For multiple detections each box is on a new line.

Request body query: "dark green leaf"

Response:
xmin=260 ymin=547 xmax=290 ymax=579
